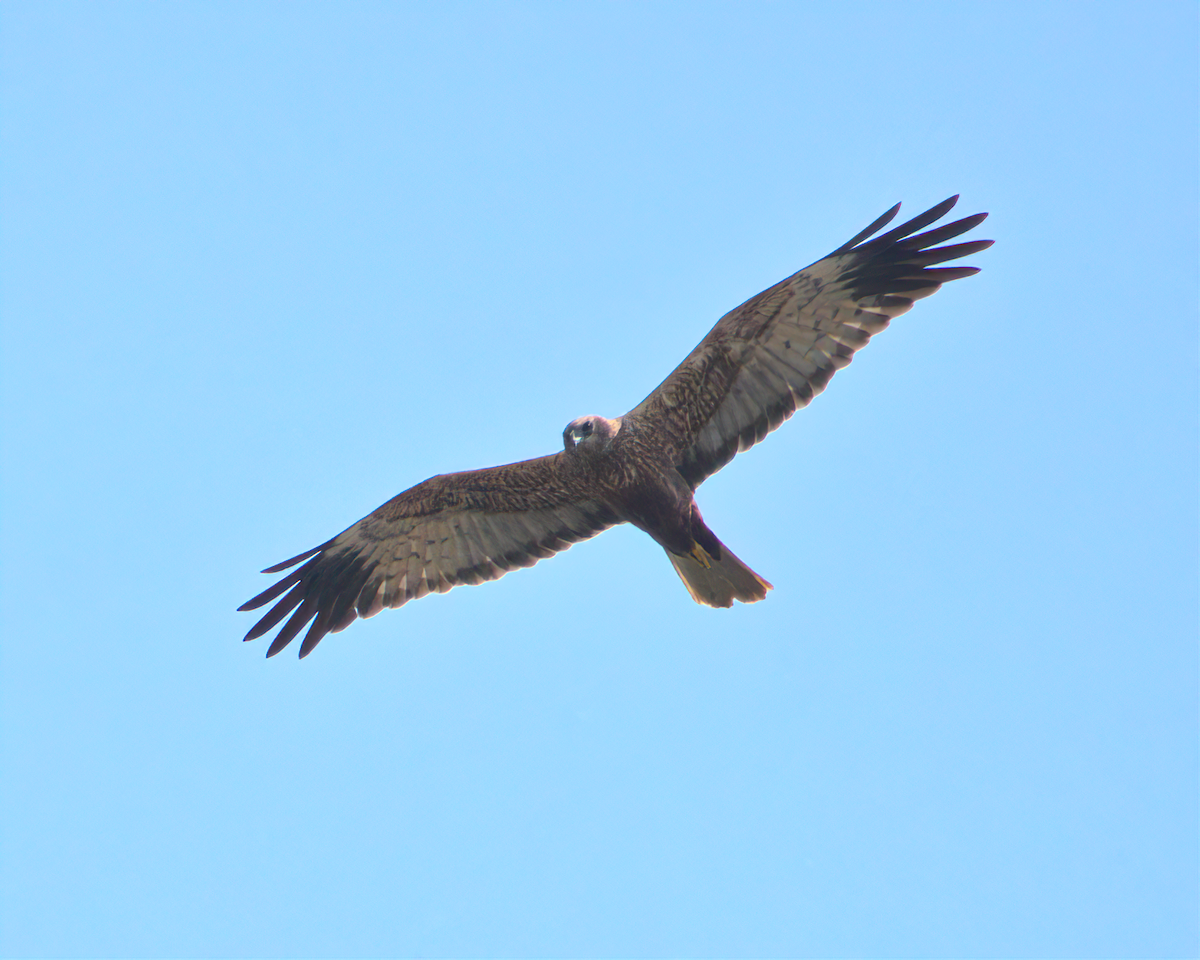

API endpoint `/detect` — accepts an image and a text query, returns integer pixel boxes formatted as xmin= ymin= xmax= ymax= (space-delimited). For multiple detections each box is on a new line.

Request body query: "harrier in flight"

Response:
xmin=241 ymin=196 xmax=991 ymax=657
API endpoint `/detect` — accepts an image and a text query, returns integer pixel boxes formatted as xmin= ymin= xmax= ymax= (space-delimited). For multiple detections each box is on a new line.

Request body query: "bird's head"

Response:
xmin=563 ymin=415 xmax=621 ymax=453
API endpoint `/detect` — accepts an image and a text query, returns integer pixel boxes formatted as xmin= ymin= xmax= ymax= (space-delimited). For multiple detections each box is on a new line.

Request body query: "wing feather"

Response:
xmin=239 ymin=453 xmax=620 ymax=657
xmin=628 ymin=196 xmax=992 ymax=486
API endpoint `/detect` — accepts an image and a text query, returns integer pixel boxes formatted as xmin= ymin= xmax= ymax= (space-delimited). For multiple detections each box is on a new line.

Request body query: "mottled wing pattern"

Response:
xmin=629 ymin=196 xmax=992 ymax=488
xmin=239 ymin=454 xmax=620 ymax=657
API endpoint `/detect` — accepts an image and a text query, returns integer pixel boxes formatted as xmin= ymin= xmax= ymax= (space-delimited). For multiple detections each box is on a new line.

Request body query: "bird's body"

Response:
xmin=241 ymin=196 xmax=992 ymax=657
xmin=562 ymin=413 xmax=771 ymax=605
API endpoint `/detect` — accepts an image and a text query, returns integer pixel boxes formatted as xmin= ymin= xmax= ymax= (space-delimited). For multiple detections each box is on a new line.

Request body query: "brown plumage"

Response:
xmin=240 ymin=196 xmax=992 ymax=657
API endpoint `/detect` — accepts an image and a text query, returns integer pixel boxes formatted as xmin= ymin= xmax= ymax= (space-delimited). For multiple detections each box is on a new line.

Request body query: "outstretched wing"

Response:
xmin=239 ymin=454 xmax=619 ymax=658
xmin=628 ymin=196 xmax=992 ymax=488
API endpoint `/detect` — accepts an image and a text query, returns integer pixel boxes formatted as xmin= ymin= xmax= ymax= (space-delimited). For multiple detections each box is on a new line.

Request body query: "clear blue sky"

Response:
xmin=2 ymin=2 xmax=1196 ymax=957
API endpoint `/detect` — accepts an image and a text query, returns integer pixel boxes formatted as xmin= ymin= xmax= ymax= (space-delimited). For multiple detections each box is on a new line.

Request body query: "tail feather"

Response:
xmin=667 ymin=538 xmax=772 ymax=608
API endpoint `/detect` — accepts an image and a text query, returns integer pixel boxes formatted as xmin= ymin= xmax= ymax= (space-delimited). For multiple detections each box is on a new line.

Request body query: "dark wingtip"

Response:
xmin=265 ymin=635 xmax=292 ymax=658
xmin=952 ymin=211 xmax=989 ymax=230
xmin=261 ymin=540 xmax=330 ymax=574
xmin=831 ymin=201 xmax=902 ymax=254
xmin=297 ymin=620 xmax=330 ymax=659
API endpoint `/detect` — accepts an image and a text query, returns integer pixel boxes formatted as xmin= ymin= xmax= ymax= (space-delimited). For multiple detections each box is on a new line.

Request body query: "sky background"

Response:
xmin=2 ymin=3 xmax=1196 ymax=958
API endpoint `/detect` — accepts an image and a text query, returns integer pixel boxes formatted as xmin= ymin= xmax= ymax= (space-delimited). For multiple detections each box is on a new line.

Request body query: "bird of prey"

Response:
xmin=240 ymin=196 xmax=991 ymax=657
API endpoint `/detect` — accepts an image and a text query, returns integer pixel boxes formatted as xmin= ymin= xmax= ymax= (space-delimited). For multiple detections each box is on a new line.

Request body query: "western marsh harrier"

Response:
xmin=240 ymin=197 xmax=991 ymax=657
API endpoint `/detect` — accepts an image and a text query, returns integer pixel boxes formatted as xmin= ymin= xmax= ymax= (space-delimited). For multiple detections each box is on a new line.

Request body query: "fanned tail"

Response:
xmin=666 ymin=537 xmax=772 ymax=608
